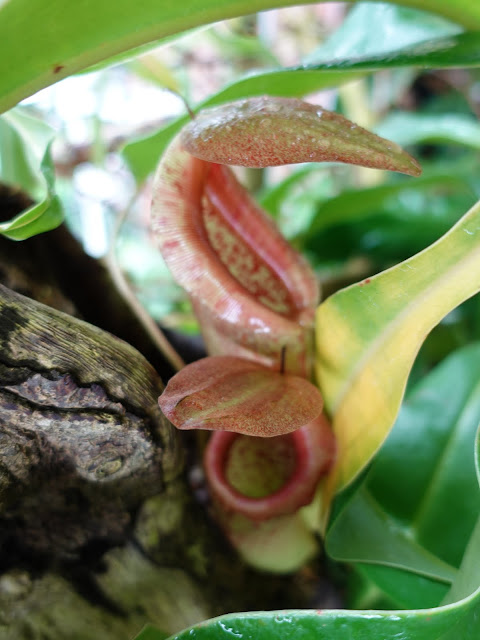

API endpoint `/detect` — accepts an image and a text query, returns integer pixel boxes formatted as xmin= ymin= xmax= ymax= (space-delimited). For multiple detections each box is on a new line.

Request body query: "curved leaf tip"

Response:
xmin=181 ymin=96 xmax=422 ymax=176
xmin=159 ymin=355 xmax=323 ymax=437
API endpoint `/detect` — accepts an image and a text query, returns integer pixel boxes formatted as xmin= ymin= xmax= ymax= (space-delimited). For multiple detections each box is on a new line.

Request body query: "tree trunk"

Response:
xmin=0 ymin=188 xmax=336 ymax=639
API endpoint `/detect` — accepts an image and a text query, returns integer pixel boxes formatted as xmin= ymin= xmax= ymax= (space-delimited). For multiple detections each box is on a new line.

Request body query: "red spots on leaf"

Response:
xmin=53 ymin=64 xmax=64 ymax=74
xmin=181 ymin=96 xmax=422 ymax=176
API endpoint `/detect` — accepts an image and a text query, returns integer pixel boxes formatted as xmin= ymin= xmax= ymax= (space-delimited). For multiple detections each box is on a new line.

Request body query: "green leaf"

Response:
xmin=129 ymin=55 xmax=181 ymax=94
xmin=2 ymin=1 xmax=480 ymax=115
xmin=315 ymin=198 xmax=480 ymax=492
xmin=134 ymin=626 xmax=169 ymax=640
xmin=352 ymin=506 xmax=480 ymax=610
xmin=259 ymin=165 xmax=320 ymax=217
xmin=354 ymin=564 xmax=450 ymax=609
xmin=207 ymin=26 xmax=279 ymax=67
xmin=306 ymin=184 xmax=478 ymax=269
xmin=145 ymin=589 xmax=480 ymax=640
xmin=80 ymin=29 xmax=202 ymax=76
xmin=0 ymin=109 xmax=63 ymax=240
xmin=259 ymin=165 xmax=336 ymax=239
xmin=443 ymin=430 xmax=480 ymax=605
xmin=376 ymin=112 xmax=480 ymax=150
xmin=327 ymin=490 xmax=457 ymax=583
xmin=477 ymin=424 xmax=480 ymax=487
xmin=123 ymin=31 xmax=480 ymax=183
xmin=301 ymin=158 xmax=479 ymax=269
xmin=305 ymin=1 xmax=461 ymax=63
xmin=444 ymin=516 xmax=480 ymax=605
xmin=368 ymin=359 xmax=480 ymax=570
xmin=324 ymin=342 xmax=480 ymax=609
xmin=0 ymin=109 xmax=51 ymax=195
xmin=261 ymin=160 xmax=477 ymax=246
xmin=307 ymin=173 xmax=473 ymax=237
xmin=310 ymin=30 xmax=480 ymax=70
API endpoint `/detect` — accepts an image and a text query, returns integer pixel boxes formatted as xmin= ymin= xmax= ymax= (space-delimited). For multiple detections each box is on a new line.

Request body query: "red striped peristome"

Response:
xmin=151 ymin=135 xmax=319 ymax=378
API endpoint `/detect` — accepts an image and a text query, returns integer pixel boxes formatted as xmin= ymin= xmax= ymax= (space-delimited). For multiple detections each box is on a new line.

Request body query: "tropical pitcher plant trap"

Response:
xmin=151 ymin=95 xmax=422 ymax=570
xmin=143 ymin=89 xmax=480 ymax=638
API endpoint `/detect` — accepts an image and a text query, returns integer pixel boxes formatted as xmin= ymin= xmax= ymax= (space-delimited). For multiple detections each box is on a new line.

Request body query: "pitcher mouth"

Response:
xmin=204 ymin=417 xmax=333 ymax=521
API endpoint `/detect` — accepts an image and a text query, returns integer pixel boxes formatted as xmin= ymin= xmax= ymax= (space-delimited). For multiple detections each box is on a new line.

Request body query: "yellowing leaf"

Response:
xmin=181 ymin=96 xmax=421 ymax=175
xmin=159 ymin=355 xmax=323 ymax=437
xmin=316 ymin=198 xmax=480 ymax=493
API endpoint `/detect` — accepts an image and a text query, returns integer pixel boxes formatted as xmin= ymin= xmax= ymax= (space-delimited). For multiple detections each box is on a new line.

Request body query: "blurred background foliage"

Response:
xmin=3 ymin=1 xmax=480 ymax=614
xmin=11 ymin=2 xmax=480 ymax=346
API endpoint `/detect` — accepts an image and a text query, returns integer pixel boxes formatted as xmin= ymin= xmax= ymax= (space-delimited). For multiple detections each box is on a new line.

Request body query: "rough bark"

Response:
xmin=0 ymin=188 xmax=337 ymax=639
xmin=0 ymin=283 xmax=179 ymax=555
xmin=0 ymin=283 xmax=334 ymax=639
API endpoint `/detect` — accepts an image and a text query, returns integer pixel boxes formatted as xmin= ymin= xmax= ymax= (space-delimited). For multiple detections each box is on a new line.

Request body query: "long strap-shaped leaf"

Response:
xmin=137 ymin=585 xmax=480 ymax=640
xmin=316 ymin=198 xmax=480 ymax=492
xmin=1 ymin=1 xmax=480 ymax=114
